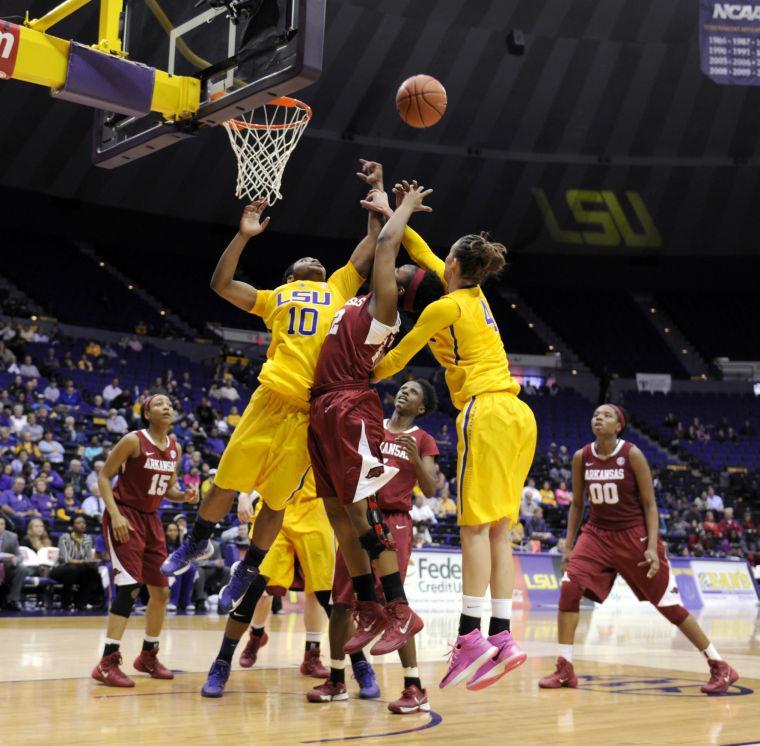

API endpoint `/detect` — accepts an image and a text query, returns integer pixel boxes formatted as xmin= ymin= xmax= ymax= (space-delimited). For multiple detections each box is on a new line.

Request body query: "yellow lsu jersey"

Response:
xmin=373 ymin=227 xmax=519 ymax=410
xmin=251 ymin=263 xmax=364 ymax=405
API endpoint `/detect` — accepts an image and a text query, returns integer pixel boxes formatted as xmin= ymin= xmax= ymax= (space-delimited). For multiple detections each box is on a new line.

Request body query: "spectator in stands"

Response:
xmin=82 ymin=484 xmax=106 ymax=520
xmin=549 ymin=537 xmax=567 ymax=556
xmin=742 ymin=509 xmax=756 ymax=536
xmin=740 ymin=419 xmax=755 ymax=437
xmin=663 ymin=412 xmax=677 ymax=427
xmin=55 ymin=484 xmax=84 ymax=523
xmin=719 ymin=507 xmax=741 ymax=536
xmin=61 ymin=416 xmax=85 ymax=445
xmin=174 ymin=514 xmax=188 ymax=541
xmin=22 ymin=413 xmax=43 ymax=442
xmin=39 ymin=461 xmax=64 ymax=491
xmin=77 ymin=354 xmax=93 ymax=372
xmin=522 ymin=380 xmax=537 ymax=396
xmin=86 ymin=460 xmax=105 ymax=494
xmin=0 ymin=340 xmax=16 ymax=367
xmin=43 ymin=347 xmax=60 ymax=372
xmin=203 ymin=427 xmax=225 ymax=461
xmin=220 ymin=523 xmax=249 ymax=545
xmin=83 ymin=435 xmax=104 ymax=464
xmin=21 ymin=517 xmax=52 ymax=551
xmin=105 ymin=409 xmax=128 ymax=436
xmin=435 ymin=423 xmax=453 ymax=451
xmin=0 ymin=514 xmax=31 ymax=611
xmin=43 ymin=379 xmax=60 ymax=405
xmin=555 ymin=481 xmax=572 ymax=506
xmin=9 ymin=376 xmax=26 ymax=400
xmin=183 ymin=467 xmax=201 ymax=493
xmin=85 ymin=340 xmax=101 ymax=358
xmin=165 ymin=522 xmax=197 ymax=613
xmin=219 ymin=381 xmax=240 ymax=402
xmin=14 ymin=431 xmax=41 ymax=459
xmin=0 ymin=427 xmax=16 ymax=458
xmin=11 ymin=450 xmax=36 ymax=479
xmin=207 ymin=383 xmax=223 ymax=401
xmin=193 ymin=540 xmax=230 ymax=610
xmin=195 ymin=397 xmax=216 ymax=430
xmin=525 ymin=507 xmax=557 ymax=548
xmin=50 ymin=515 xmax=101 ymax=610
xmin=189 ymin=420 xmax=208 ymax=447
xmin=59 ymin=380 xmax=84 ymax=410
xmin=38 ymin=430 xmax=65 ymax=465
xmin=66 ymin=460 xmax=87 ymax=497
xmin=438 ymin=492 xmax=457 ymax=519
xmin=226 ymin=406 xmax=241 ymax=429
xmin=693 ymin=491 xmax=707 ymax=511
xmin=702 ymin=511 xmax=722 ymax=538
xmin=0 ymin=477 xmax=37 ymax=528
xmin=410 ymin=493 xmax=437 ymax=546
xmin=90 ymin=395 xmax=109 ymax=421
xmin=705 ymin=486 xmax=724 ymax=513
xmin=521 ymin=478 xmax=542 ymax=519
xmin=10 ymin=404 xmax=27 ymax=434
xmin=30 ymin=477 xmax=56 ymax=523
xmin=19 ymin=355 xmax=41 ymax=378
xmin=510 ymin=521 xmax=525 ymax=550
xmin=539 ymin=481 xmax=557 ymax=507
xmin=668 ymin=511 xmax=690 ymax=540
xmin=102 ymin=377 xmax=122 ymax=406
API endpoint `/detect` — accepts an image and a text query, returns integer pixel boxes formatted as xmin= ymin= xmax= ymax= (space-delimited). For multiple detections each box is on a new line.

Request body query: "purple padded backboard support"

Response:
xmin=53 ymin=42 xmax=155 ymax=117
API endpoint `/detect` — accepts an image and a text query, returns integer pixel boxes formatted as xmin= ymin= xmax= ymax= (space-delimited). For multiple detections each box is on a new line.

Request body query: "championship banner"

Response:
xmin=700 ymin=1 xmax=760 ymax=85
xmin=636 ymin=372 xmax=672 ymax=394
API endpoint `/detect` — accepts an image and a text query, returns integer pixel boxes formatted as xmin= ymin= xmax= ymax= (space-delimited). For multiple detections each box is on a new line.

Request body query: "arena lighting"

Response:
xmin=511 ymin=303 xmax=517 ymax=309
xmin=571 ymin=369 xmax=578 ymax=375
xmin=160 ymin=310 xmax=166 ymax=316
xmin=528 ymin=322 xmax=534 ymax=328
xmin=664 ymin=327 xmax=670 ymax=333
xmin=127 ymin=285 xmax=134 ymax=290
xmin=650 ymin=307 xmax=656 ymax=313
xmin=31 ymin=315 xmax=37 ymax=321
xmin=99 ymin=261 xmax=105 ymax=267
xmin=681 ymin=349 xmax=688 ymax=354
xmin=548 ymin=345 xmax=555 ymax=351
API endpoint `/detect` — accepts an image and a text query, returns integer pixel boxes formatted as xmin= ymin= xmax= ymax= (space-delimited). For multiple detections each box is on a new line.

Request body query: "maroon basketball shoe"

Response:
xmin=133 ymin=647 xmax=174 ymax=679
xmin=239 ymin=630 xmax=269 ymax=668
xmin=300 ymin=647 xmax=329 ymax=678
xmin=369 ymin=599 xmax=423 ymax=656
xmin=701 ymin=659 xmax=739 ymax=695
xmin=91 ymin=652 xmax=135 ymax=688
xmin=387 ymin=684 xmax=430 ymax=714
xmin=306 ymin=679 xmax=349 ymax=703
xmin=538 ymin=657 xmax=578 ymax=689
xmin=343 ymin=601 xmax=387 ymax=655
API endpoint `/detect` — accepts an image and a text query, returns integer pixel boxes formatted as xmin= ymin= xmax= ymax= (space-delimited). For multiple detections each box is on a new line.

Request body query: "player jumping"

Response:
xmin=307 ymin=379 xmax=439 ymax=712
xmin=538 ymin=404 xmax=739 ymax=695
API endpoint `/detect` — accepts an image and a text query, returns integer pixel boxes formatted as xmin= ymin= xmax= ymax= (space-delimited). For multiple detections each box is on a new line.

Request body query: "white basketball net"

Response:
xmin=222 ymin=97 xmax=312 ymax=205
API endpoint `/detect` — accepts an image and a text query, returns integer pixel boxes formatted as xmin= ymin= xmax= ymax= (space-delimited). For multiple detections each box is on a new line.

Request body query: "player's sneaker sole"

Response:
xmin=171 ymin=543 xmax=214 ymax=576
xmin=466 ymin=649 xmax=527 ymax=691
xmin=439 ymin=644 xmax=498 ymax=689
xmin=389 ymin=700 xmax=431 ymax=714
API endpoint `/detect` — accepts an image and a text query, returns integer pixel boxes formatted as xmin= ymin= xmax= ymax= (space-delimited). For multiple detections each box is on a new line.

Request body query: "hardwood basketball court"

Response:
xmin=4 ymin=606 xmax=758 ymax=745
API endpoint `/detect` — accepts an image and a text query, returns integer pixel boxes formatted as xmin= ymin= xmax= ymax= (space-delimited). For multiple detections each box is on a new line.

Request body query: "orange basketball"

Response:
xmin=396 ymin=75 xmax=447 ymax=129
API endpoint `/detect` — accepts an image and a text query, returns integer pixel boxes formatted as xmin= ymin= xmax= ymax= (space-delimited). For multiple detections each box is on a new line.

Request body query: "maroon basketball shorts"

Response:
xmin=331 ymin=511 xmax=413 ymax=606
xmin=567 ymin=523 xmax=680 ymax=606
xmin=103 ymin=504 xmax=168 ymax=587
xmin=308 ymin=387 xmax=398 ymax=505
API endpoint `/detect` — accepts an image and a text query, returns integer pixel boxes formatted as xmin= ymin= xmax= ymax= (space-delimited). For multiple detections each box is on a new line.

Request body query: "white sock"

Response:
xmin=559 ymin=644 xmax=574 ymax=662
xmin=462 ymin=595 xmax=485 ymax=618
xmin=403 ymin=666 xmax=419 ymax=678
xmin=105 ymin=637 xmax=121 ymax=646
xmin=330 ymin=658 xmax=346 ymax=670
xmin=144 ymin=634 xmax=160 ymax=644
xmin=491 ymin=598 xmax=512 ymax=619
xmin=305 ymin=631 xmax=322 ymax=644
xmin=702 ymin=643 xmax=721 ymax=661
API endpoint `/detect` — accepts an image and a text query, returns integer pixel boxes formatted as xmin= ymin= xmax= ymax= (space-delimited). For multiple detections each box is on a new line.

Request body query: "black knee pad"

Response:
xmin=110 ymin=584 xmax=141 ymax=618
xmin=315 ymin=589 xmax=332 ymax=619
xmin=359 ymin=528 xmax=387 ymax=560
xmin=229 ymin=573 xmax=268 ymax=623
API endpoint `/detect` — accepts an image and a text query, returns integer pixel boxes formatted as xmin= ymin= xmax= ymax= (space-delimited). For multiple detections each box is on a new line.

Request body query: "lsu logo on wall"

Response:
xmin=0 ymin=22 xmax=20 ymax=80
xmin=532 ymin=188 xmax=662 ymax=248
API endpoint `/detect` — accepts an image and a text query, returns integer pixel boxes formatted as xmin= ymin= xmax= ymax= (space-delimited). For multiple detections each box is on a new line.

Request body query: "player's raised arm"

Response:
xmin=210 ymin=199 xmax=270 ymax=312
xmin=367 ymin=182 xmax=432 ymax=326
xmin=348 ymin=160 xmax=386 ymax=279
xmin=630 ymin=445 xmax=661 ymax=579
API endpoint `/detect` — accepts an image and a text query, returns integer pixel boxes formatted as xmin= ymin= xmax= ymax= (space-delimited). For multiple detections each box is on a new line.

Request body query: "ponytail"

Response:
xmin=452 ymin=232 xmax=507 ymax=284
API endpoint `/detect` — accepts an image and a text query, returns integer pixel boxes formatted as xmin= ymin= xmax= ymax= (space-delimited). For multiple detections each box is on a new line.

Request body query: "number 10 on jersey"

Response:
xmin=287 ymin=307 xmax=318 ymax=336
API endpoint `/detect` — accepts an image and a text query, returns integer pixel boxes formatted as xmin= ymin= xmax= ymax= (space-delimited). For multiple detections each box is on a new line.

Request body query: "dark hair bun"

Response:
xmin=453 ymin=232 xmax=508 ymax=283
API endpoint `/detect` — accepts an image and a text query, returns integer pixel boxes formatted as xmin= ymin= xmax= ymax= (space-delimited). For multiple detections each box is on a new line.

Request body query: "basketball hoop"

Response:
xmin=221 ymin=96 xmax=312 ymax=205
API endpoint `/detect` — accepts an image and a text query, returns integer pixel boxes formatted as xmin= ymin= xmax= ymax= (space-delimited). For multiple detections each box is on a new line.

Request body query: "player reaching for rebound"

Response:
xmin=307 ymin=183 xmax=444 ymax=672
xmin=201 ymin=473 xmax=334 ymax=697
xmin=538 ymin=404 xmax=739 ymax=695
xmin=371 ymin=184 xmax=536 ymax=691
xmin=92 ymin=394 xmax=198 ymax=687
xmin=161 ymin=161 xmax=385 ymax=613
xmin=307 ymin=380 xmax=439 ymax=712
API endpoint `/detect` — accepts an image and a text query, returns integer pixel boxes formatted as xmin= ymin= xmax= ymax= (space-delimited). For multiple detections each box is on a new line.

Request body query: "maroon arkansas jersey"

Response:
xmin=113 ymin=430 xmax=179 ymax=513
xmin=582 ymin=440 xmax=644 ymax=531
xmin=313 ymin=294 xmax=400 ymax=390
xmin=377 ymin=420 xmax=439 ymax=512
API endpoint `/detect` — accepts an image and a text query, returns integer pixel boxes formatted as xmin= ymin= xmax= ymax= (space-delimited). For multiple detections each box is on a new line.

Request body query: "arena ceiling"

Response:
xmin=1 ymin=0 xmax=759 ymax=255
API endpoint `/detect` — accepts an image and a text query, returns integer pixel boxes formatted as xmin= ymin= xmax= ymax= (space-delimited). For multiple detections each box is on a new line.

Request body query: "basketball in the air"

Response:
xmin=396 ymin=75 xmax=447 ymax=128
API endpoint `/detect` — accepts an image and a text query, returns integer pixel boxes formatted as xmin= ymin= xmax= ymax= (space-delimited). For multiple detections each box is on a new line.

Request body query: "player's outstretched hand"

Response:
xmin=110 ymin=511 xmax=133 ymax=543
xmin=184 ymin=486 xmax=199 ymax=505
xmin=239 ymin=198 xmax=270 ymax=238
xmin=360 ymin=188 xmax=392 ymax=217
xmin=638 ymin=548 xmax=660 ymax=579
xmin=357 ymin=159 xmax=384 ymax=190
xmin=398 ymin=180 xmax=433 ymax=212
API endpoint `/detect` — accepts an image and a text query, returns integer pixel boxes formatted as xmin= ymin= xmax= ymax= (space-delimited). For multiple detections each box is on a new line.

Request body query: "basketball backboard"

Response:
xmin=92 ymin=0 xmax=324 ymax=168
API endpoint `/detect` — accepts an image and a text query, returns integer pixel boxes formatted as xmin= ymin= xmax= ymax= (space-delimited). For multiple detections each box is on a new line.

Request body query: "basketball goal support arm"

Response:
xmin=1 ymin=0 xmax=200 ymax=120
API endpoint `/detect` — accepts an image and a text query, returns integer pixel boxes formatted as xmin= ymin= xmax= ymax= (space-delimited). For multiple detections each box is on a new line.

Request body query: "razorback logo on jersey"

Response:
xmin=0 ymin=22 xmax=20 ymax=80
xmin=366 ymin=465 xmax=385 ymax=479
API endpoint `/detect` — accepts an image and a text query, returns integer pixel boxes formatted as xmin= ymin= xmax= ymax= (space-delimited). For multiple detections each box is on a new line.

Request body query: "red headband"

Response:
xmin=142 ymin=395 xmax=157 ymax=417
xmin=403 ymin=268 xmax=426 ymax=313
xmin=608 ymin=404 xmax=626 ymax=429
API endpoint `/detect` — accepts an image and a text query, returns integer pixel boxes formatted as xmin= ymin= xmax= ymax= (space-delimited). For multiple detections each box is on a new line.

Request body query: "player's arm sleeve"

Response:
xmin=373 ymin=297 xmax=460 ymax=381
xmin=250 ymin=289 xmax=273 ymax=318
xmin=328 ymin=262 xmax=365 ymax=301
xmin=420 ymin=432 xmax=440 ymax=458
xmin=402 ymin=226 xmax=447 ymax=286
